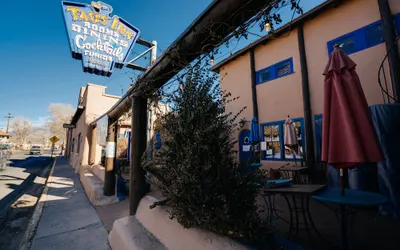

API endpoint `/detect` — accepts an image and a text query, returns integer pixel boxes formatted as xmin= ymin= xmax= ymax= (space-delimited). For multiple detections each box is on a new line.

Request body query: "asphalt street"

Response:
xmin=0 ymin=150 xmax=54 ymax=250
xmin=0 ymin=150 xmax=52 ymax=212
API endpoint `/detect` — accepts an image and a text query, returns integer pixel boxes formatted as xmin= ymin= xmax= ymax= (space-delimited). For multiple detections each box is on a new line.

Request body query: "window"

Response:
xmin=276 ymin=60 xmax=293 ymax=77
xmin=263 ymin=123 xmax=282 ymax=160
xmin=261 ymin=118 xmax=305 ymax=161
xmin=256 ymin=58 xmax=294 ymax=85
xmin=333 ymin=35 xmax=357 ymax=55
xmin=258 ymin=68 xmax=271 ymax=83
xmin=77 ymin=133 xmax=81 ymax=153
xmin=365 ymin=23 xmax=384 ymax=47
xmin=327 ymin=20 xmax=385 ymax=56
xmin=283 ymin=121 xmax=303 ymax=160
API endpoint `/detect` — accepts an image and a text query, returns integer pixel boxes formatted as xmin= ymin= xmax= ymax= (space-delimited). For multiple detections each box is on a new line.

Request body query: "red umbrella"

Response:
xmin=322 ymin=45 xmax=384 ymax=195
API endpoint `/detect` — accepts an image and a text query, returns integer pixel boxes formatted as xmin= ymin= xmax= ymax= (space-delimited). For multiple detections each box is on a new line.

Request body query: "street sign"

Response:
xmin=49 ymin=136 xmax=59 ymax=144
xmin=63 ymin=123 xmax=76 ymax=129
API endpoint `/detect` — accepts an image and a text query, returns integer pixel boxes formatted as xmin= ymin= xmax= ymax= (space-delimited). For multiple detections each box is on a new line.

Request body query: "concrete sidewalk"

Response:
xmin=30 ymin=157 xmax=110 ymax=250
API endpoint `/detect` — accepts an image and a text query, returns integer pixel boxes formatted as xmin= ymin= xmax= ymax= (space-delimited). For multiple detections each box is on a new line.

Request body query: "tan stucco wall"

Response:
xmin=219 ymin=53 xmax=253 ymax=155
xmin=220 ymin=53 xmax=253 ymax=124
xmin=390 ymin=0 xmax=400 ymax=14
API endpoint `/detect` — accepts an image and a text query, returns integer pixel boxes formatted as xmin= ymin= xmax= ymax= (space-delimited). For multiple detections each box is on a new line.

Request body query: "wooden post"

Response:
xmin=89 ymin=125 xmax=97 ymax=165
xmin=378 ymin=0 xmax=400 ymax=101
xmin=65 ymin=129 xmax=70 ymax=158
xmin=129 ymin=96 xmax=148 ymax=215
xmin=104 ymin=118 xmax=117 ymax=196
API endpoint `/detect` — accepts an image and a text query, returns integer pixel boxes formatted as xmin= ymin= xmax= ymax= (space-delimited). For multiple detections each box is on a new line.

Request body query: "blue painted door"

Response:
xmin=239 ymin=130 xmax=253 ymax=163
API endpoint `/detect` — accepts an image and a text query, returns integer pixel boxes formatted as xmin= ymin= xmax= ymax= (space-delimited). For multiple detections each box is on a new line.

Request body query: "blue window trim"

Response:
xmin=327 ymin=20 xmax=385 ymax=56
xmin=328 ymin=14 xmax=400 ymax=56
xmin=256 ymin=58 xmax=294 ymax=85
xmin=260 ymin=118 xmax=305 ymax=161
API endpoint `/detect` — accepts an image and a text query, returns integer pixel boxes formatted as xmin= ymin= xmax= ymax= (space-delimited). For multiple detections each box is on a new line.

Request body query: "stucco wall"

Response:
xmin=390 ymin=0 xmax=400 ymax=14
xmin=220 ymin=53 xmax=253 ymax=124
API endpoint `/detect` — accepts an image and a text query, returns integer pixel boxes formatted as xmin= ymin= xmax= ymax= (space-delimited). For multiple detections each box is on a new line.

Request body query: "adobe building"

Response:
xmin=211 ymin=0 xmax=400 ymax=168
xmin=65 ymin=83 xmax=122 ymax=171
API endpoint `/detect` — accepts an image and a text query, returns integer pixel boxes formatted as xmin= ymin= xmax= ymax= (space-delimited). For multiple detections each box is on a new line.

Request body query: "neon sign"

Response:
xmin=61 ymin=1 xmax=140 ymax=76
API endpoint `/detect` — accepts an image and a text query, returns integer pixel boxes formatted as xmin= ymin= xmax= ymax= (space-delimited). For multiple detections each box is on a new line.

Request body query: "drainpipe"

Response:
xmin=378 ymin=0 xmax=400 ymax=102
xmin=297 ymin=25 xmax=316 ymax=173
xmin=104 ymin=118 xmax=117 ymax=196
xmin=249 ymin=49 xmax=261 ymax=163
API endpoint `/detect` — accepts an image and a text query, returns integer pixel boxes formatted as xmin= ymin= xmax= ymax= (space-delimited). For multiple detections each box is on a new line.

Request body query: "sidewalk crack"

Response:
xmin=34 ymin=221 xmax=103 ymax=240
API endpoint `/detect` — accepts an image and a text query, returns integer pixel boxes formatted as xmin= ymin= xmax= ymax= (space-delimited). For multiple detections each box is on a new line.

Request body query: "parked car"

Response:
xmin=30 ymin=145 xmax=42 ymax=155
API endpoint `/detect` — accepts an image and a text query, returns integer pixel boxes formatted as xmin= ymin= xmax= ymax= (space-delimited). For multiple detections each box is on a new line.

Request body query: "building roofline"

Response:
xmin=210 ymin=0 xmax=344 ymax=72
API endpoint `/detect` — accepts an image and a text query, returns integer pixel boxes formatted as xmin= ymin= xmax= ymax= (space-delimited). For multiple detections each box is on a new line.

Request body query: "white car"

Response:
xmin=30 ymin=146 xmax=42 ymax=155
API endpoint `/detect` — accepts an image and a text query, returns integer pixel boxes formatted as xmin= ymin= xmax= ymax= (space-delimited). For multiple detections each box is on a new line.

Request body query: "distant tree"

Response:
xmin=46 ymin=103 xmax=74 ymax=143
xmin=11 ymin=118 xmax=32 ymax=145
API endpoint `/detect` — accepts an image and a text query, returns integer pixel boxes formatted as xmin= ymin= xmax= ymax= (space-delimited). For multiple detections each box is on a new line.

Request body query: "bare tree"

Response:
xmin=47 ymin=103 xmax=74 ymax=143
xmin=11 ymin=118 xmax=32 ymax=145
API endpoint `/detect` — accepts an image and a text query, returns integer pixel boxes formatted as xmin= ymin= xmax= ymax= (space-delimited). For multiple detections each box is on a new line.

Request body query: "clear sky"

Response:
xmin=0 ymin=0 xmax=325 ymax=130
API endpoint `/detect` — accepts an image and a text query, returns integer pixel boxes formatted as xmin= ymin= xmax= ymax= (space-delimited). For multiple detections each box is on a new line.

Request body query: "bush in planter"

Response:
xmin=142 ymin=65 xmax=273 ymax=248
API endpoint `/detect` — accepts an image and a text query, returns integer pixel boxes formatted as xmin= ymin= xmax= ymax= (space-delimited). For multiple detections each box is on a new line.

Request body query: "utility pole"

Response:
xmin=4 ymin=113 xmax=14 ymax=134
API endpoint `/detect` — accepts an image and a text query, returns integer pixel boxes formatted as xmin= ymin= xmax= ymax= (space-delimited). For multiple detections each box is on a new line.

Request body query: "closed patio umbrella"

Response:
xmin=322 ymin=44 xmax=384 ymax=195
xmin=154 ymin=131 xmax=162 ymax=150
xmin=249 ymin=117 xmax=260 ymax=145
xmin=284 ymin=116 xmax=299 ymax=165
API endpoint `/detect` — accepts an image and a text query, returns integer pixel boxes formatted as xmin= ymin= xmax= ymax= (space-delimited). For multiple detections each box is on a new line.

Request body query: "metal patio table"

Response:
xmin=264 ymin=184 xmax=326 ymax=242
xmin=312 ymin=188 xmax=390 ymax=250
xmin=279 ymin=166 xmax=309 ymax=184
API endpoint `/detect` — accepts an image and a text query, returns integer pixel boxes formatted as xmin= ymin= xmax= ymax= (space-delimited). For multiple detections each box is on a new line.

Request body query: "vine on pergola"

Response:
xmin=127 ymin=0 xmax=303 ymax=102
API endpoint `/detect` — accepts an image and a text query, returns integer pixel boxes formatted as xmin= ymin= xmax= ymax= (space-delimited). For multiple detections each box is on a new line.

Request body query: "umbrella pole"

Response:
xmin=292 ymin=148 xmax=297 ymax=166
xmin=340 ymin=168 xmax=345 ymax=196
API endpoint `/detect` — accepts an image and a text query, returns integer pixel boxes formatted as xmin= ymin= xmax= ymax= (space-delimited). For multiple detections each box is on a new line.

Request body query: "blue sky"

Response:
xmin=0 ymin=0 xmax=325 ymax=130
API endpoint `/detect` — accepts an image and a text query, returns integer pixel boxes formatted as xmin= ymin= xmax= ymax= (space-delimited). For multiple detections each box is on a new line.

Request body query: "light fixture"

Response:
xmin=179 ymin=82 xmax=184 ymax=90
xmin=210 ymin=56 xmax=215 ymax=66
xmin=239 ymin=119 xmax=246 ymax=128
xmin=265 ymin=22 xmax=271 ymax=32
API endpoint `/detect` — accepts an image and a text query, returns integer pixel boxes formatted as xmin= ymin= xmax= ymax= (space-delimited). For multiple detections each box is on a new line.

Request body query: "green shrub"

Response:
xmin=143 ymin=65 xmax=272 ymax=248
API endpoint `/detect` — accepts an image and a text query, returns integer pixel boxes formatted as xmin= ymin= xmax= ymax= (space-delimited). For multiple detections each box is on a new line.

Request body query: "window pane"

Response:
xmin=284 ymin=121 xmax=303 ymax=159
xmin=264 ymin=125 xmax=281 ymax=159
xmin=276 ymin=61 xmax=292 ymax=77
xmin=365 ymin=23 xmax=383 ymax=47
xmin=334 ymin=35 xmax=356 ymax=54
xmin=259 ymin=68 xmax=271 ymax=83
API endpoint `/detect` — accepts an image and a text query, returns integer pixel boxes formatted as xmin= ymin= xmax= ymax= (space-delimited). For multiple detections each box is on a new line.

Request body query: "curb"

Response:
xmin=18 ymin=157 xmax=58 ymax=250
